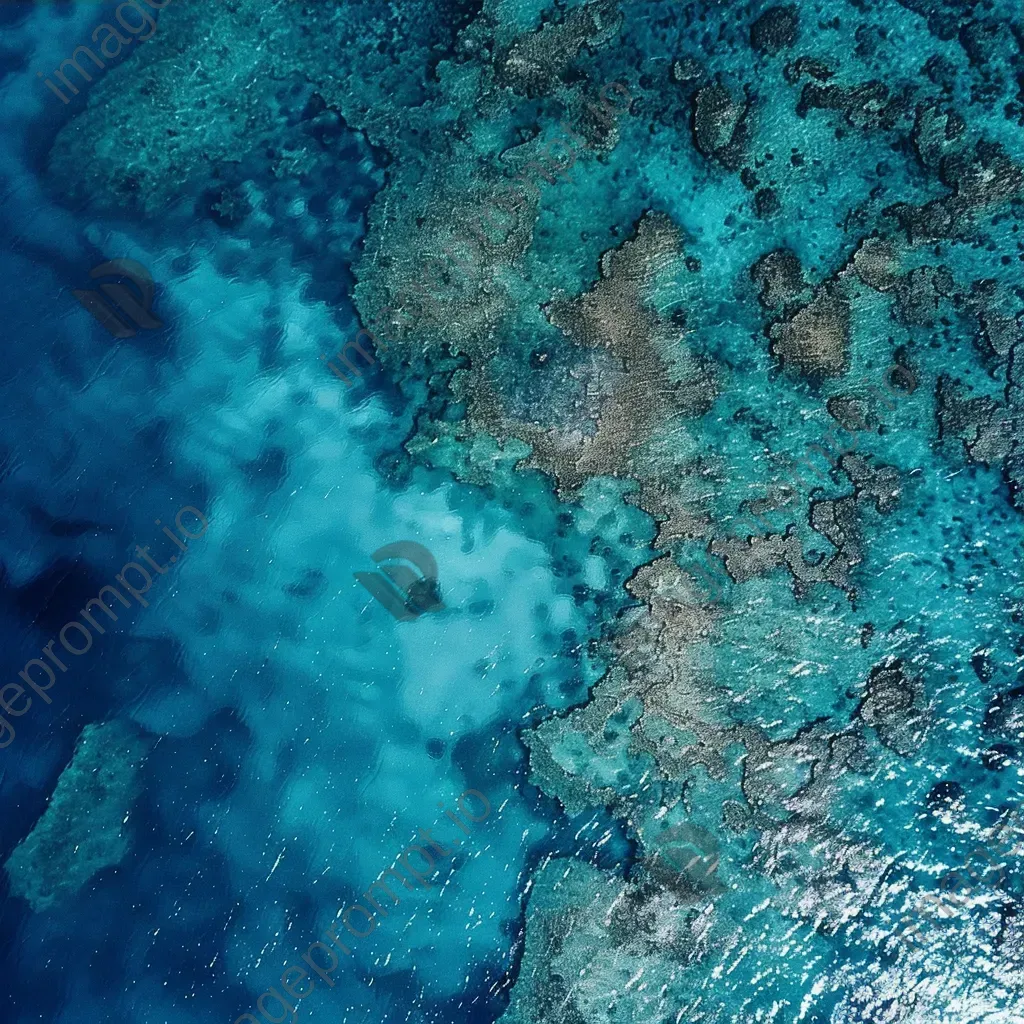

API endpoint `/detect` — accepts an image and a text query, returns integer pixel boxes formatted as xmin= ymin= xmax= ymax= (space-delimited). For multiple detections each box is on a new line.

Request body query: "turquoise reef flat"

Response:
xmin=1 ymin=1 xmax=1023 ymax=1022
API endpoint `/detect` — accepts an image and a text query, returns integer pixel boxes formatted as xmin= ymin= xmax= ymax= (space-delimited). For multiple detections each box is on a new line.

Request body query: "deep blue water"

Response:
xmin=1 ymin=1 xmax=1023 ymax=1023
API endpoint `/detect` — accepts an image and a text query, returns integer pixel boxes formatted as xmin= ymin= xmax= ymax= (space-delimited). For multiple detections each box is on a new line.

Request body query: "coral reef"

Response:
xmin=465 ymin=211 xmax=716 ymax=493
xmin=29 ymin=0 xmax=1024 ymax=1019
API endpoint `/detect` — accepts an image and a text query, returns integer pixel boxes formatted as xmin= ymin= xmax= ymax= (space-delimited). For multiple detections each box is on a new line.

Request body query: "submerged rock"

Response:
xmin=751 ymin=248 xmax=808 ymax=309
xmin=5 ymin=720 xmax=151 ymax=912
xmin=750 ymin=6 xmax=799 ymax=55
xmin=850 ymin=236 xmax=900 ymax=292
xmin=498 ymin=857 xmax=701 ymax=1024
xmin=692 ymin=81 xmax=751 ymax=169
xmin=798 ymin=78 xmax=911 ymax=132
xmin=827 ymin=395 xmax=873 ymax=433
xmin=985 ymin=686 xmax=1024 ymax=742
xmin=468 ymin=211 xmax=715 ymax=493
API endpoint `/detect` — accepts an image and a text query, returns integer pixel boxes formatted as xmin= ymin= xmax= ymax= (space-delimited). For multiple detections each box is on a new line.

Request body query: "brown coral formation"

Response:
xmin=756 ymin=234 xmax=912 ymax=381
xmin=523 ymin=544 xmax=932 ymax=946
xmin=769 ymin=287 xmax=851 ymax=378
xmin=935 ymin=277 xmax=1024 ymax=508
xmin=523 ymin=553 xmax=726 ymax=820
xmin=708 ymin=454 xmax=901 ymax=599
xmin=750 ymin=6 xmax=800 ymax=55
xmin=497 ymin=0 xmax=623 ymax=97
xmin=856 ymin=658 xmax=929 ymax=757
xmin=756 ymin=139 xmax=1023 ymax=388
xmin=497 ymin=857 xmax=706 ymax=1024
xmin=354 ymin=1 xmax=634 ymax=364
xmin=751 ymin=248 xmax=809 ymax=310
xmin=886 ymin=141 xmax=1024 ymax=244
xmin=466 ymin=212 xmax=716 ymax=494
xmin=850 ymin=236 xmax=900 ymax=292
xmin=369 ymin=178 xmax=538 ymax=350
xmin=826 ymin=395 xmax=873 ymax=434
xmin=796 ymin=79 xmax=912 ymax=132
xmin=624 ymin=474 xmax=716 ymax=554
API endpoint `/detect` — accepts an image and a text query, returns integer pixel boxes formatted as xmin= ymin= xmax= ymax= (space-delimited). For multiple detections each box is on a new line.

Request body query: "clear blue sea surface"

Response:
xmin=2 ymin=2 xmax=1023 ymax=1023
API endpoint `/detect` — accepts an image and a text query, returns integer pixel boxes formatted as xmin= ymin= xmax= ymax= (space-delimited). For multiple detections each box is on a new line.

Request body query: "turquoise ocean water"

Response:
xmin=0 ymin=1 xmax=1023 ymax=1023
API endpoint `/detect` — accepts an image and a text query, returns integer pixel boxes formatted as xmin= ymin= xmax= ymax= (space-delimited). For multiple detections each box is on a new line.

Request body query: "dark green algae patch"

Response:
xmin=46 ymin=0 xmax=1024 ymax=1019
